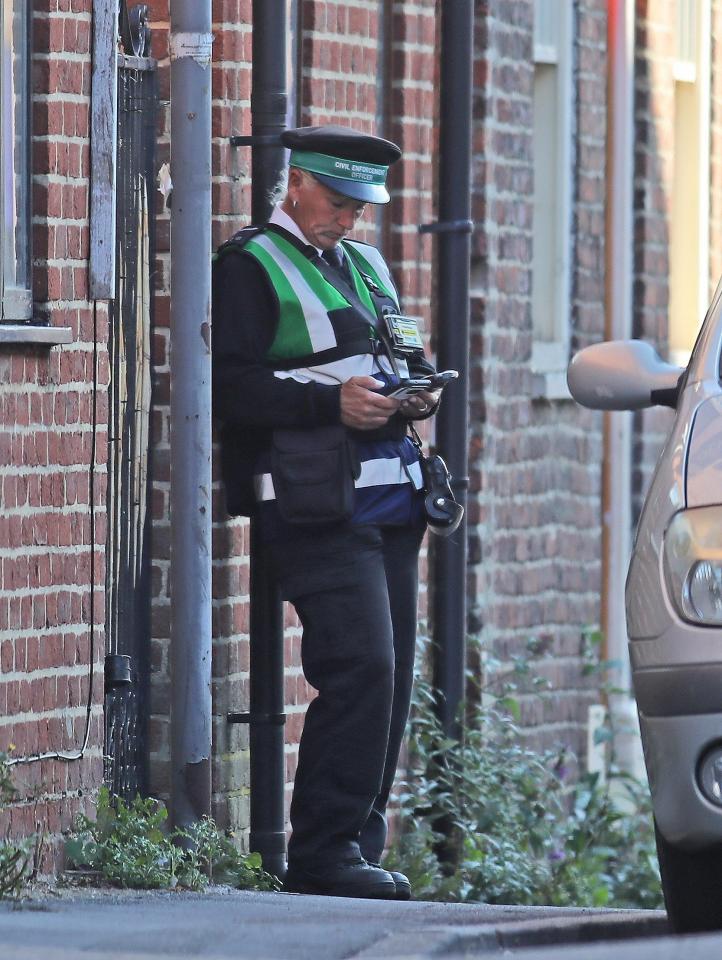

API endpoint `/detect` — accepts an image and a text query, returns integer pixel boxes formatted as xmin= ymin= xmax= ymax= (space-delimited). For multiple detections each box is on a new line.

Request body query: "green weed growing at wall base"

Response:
xmin=385 ymin=641 xmax=663 ymax=909
xmin=65 ymin=788 xmax=280 ymax=892
xmin=0 ymin=753 xmax=33 ymax=899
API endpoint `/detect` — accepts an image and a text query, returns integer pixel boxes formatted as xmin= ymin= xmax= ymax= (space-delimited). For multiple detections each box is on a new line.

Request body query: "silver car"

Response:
xmin=568 ymin=278 xmax=722 ymax=933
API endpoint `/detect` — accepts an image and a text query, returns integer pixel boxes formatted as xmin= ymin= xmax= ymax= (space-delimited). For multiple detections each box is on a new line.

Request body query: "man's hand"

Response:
xmin=399 ymin=390 xmax=440 ymax=419
xmin=340 ymin=376 xmax=400 ymax=430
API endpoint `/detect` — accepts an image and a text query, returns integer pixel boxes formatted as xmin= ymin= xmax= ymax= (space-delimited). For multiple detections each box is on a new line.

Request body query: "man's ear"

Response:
xmin=287 ymin=167 xmax=304 ymax=201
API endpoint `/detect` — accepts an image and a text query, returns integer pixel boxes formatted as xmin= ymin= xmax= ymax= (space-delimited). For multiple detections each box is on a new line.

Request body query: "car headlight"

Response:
xmin=663 ymin=507 xmax=722 ymax=625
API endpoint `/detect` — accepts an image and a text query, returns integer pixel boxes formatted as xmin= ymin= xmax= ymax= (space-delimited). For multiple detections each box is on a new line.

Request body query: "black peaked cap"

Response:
xmin=281 ymin=125 xmax=401 ymax=166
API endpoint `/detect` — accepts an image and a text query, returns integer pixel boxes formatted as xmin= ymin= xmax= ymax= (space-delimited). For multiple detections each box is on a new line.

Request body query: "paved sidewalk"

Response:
xmin=0 ymin=887 xmax=668 ymax=960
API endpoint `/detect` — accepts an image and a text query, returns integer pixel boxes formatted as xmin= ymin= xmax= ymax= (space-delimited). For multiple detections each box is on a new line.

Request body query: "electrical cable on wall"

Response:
xmin=7 ymin=300 xmax=99 ymax=767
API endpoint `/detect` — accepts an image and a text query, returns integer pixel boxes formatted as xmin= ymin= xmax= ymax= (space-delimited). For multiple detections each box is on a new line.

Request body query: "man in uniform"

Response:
xmin=212 ymin=126 xmax=438 ymax=900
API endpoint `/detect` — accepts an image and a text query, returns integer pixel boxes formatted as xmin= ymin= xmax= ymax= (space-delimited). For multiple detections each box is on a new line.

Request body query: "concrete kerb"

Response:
xmin=490 ymin=910 xmax=669 ymax=949
xmin=351 ymin=908 xmax=669 ymax=958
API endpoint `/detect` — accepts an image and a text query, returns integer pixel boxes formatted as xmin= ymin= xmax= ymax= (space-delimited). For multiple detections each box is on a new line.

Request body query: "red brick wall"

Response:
xmin=208 ymin=13 xmax=255 ymax=825
xmin=0 ymin=0 xmax=105 ymax=869
xmin=383 ymin=2 xmax=437 ymax=773
xmin=143 ymin=0 xmax=170 ymax=807
xmin=468 ymin=0 xmax=607 ymax=760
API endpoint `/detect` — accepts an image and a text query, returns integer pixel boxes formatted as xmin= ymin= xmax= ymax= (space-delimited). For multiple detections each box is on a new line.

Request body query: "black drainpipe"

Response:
xmin=226 ymin=0 xmax=288 ymax=880
xmin=421 ymin=1 xmax=474 ymax=738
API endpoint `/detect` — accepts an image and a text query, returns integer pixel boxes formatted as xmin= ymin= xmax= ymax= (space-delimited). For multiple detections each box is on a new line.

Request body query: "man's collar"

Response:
xmin=269 ymin=204 xmax=322 ymax=254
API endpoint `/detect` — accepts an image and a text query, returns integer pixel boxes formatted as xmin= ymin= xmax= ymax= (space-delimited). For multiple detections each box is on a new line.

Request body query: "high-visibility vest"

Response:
xmin=225 ymin=226 xmax=411 ymax=383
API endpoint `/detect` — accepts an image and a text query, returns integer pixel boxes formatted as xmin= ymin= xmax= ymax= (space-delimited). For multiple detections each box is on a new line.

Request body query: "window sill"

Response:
xmin=531 ymin=368 xmax=573 ymax=401
xmin=0 ymin=324 xmax=73 ymax=346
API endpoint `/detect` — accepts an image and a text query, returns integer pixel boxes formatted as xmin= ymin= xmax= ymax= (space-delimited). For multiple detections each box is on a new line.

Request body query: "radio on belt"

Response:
xmin=383 ymin=313 xmax=425 ymax=355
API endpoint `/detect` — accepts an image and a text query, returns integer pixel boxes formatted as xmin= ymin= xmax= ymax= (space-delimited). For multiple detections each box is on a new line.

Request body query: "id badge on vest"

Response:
xmin=383 ymin=313 xmax=424 ymax=356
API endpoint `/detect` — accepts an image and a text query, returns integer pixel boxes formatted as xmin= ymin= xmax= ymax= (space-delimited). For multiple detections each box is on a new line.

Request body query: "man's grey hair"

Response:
xmin=267 ymin=167 xmax=317 ymax=207
xmin=268 ymin=169 xmax=289 ymax=207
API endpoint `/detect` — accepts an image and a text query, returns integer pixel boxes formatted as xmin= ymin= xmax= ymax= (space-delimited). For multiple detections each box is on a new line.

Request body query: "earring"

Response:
xmin=292 ymin=199 xmax=298 ymax=209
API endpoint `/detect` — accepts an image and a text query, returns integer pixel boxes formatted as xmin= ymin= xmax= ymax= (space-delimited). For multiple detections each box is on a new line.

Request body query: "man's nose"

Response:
xmin=337 ymin=207 xmax=356 ymax=231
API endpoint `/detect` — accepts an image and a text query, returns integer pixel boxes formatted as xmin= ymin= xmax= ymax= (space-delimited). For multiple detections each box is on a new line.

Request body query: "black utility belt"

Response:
xmin=267 ymin=423 xmax=463 ymax=537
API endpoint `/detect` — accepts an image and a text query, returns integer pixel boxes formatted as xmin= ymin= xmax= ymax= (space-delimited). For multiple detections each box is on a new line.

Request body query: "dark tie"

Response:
xmin=322 ymin=246 xmax=345 ymax=271
xmin=322 ymin=246 xmax=353 ymax=286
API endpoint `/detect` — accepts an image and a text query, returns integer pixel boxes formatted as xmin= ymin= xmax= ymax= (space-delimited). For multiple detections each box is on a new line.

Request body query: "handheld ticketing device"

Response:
xmin=383 ymin=379 xmax=432 ymax=399
xmin=426 ymin=370 xmax=459 ymax=389
xmin=379 ymin=370 xmax=459 ymax=399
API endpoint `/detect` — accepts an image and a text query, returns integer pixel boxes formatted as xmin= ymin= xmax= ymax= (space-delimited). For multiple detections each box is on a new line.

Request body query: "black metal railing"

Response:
xmin=104 ymin=47 xmax=157 ymax=802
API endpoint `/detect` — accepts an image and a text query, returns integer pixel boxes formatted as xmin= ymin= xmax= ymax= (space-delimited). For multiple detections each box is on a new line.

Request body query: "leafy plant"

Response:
xmin=65 ymin=787 xmax=280 ymax=892
xmin=385 ymin=640 xmax=663 ymax=909
xmin=0 ymin=752 xmax=33 ymax=899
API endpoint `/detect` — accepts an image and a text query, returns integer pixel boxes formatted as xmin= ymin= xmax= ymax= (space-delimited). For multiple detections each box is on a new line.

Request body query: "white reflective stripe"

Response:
xmin=272 ymin=354 xmax=409 ymax=386
xmin=254 ymin=457 xmax=423 ymax=502
xmin=255 ymin=473 xmax=276 ymax=502
xmin=356 ymin=457 xmax=423 ymax=490
xmin=274 ymin=354 xmax=375 ymax=385
xmin=252 ymin=234 xmax=338 ymax=352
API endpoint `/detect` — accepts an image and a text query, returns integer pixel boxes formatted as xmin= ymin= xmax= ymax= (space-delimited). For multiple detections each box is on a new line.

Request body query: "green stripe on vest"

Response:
xmin=345 ymin=254 xmax=377 ymax=316
xmin=244 ymin=238 xmax=314 ymax=359
xmin=343 ymin=243 xmax=398 ymax=304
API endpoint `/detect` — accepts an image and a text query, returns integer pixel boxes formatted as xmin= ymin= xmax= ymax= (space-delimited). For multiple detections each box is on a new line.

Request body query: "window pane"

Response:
xmin=1 ymin=0 xmax=31 ymax=319
xmin=677 ymin=0 xmax=696 ymax=67
xmin=532 ymin=62 xmax=559 ymax=342
xmin=534 ymin=0 xmax=558 ymax=63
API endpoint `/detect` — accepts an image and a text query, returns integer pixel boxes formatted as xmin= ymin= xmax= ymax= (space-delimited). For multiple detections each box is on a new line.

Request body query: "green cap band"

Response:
xmin=289 ymin=150 xmax=388 ymax=186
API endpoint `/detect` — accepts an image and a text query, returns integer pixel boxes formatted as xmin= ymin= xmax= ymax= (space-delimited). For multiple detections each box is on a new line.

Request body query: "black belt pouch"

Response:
xmin=270 ymin=426 xmax=360 ymax=524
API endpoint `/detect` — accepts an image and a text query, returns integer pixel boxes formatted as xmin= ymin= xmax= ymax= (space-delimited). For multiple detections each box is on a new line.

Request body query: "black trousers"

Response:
xmin=268 ymin=522 xmax=425 ymax=866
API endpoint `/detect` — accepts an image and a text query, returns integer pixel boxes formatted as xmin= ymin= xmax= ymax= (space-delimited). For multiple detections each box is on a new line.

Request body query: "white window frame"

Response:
xmin=1 ymin=0 xmax=32 ymax=322
xmin=668 ymin=0 xmax=711 ymax=368
xmin=530 ymin=0 xmax=574 ymax=399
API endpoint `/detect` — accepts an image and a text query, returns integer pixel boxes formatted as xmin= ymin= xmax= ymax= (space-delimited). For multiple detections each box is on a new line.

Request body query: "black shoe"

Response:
xmin=367 ymin=861 xmax=411 ymax=901
xmin=282 ymin=857 xmax=396 ymax=899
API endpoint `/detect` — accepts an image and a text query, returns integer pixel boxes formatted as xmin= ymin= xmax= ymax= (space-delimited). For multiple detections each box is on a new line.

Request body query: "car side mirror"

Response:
xmin=567 ymin=340 xmax=684 ymax=411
